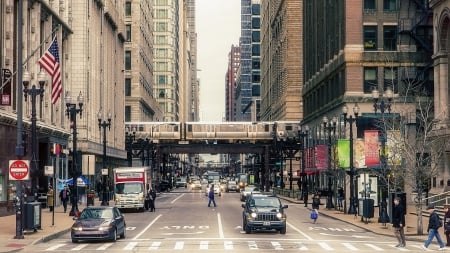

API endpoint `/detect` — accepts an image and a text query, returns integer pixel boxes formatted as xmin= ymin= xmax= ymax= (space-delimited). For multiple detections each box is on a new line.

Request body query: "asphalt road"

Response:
xmin=23 ymin=186 xmax=414 ymax=252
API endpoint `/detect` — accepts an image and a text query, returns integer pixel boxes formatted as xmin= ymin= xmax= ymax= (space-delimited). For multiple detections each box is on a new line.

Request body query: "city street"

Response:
xmin=19 ymin=186 xmax=420 ymax=252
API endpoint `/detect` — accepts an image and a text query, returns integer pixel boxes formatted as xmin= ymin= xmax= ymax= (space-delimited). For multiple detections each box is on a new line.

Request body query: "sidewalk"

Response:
xmin=0 ymin=195 xmax=438 ymax=252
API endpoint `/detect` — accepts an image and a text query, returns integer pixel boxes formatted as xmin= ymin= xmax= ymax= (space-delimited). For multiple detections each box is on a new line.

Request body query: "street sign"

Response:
xmin=44 ymin=166 xmax=54 ymax=176
xmin=9 ymin=160 xmax=30 ymax=180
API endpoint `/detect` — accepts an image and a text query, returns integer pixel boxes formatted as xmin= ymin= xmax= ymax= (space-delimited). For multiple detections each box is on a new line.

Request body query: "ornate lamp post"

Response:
xmin=323 ymin=116 xmax=337 ymax=209
xmin=372 ymin=87 xmax=393 ymax=223
xmin=298 ymin=124 xmax=309 ymax=207
xmin=66 ymin=92 xmax=84 ymax=216
xmin=342 ymin=103 xmax=359 ymax=214
xmin=98 ymin=111 xmax=111 ymax=206
xmin=22 ymin=70 xmax=46 ymax=200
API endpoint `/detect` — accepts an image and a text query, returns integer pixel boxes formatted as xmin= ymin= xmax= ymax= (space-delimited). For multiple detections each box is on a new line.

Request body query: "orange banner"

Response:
xmin=364 ymin=130 xmax=380 ymax=166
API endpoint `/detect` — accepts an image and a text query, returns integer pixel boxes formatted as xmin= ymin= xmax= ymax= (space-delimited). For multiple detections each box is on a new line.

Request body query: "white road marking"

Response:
xmin=96 ymin=243 xmax=113 ymax=250
xmin=171 ymin=193 xmax=185 ymax=204
xmin=287 ymin=221 xmax=314 ymax=240
xmin=342 ymin=242 xmax=359 ymax=250
xmin=271 ymin=241 xmax=283 ymax=250
xmin=45 ymin=244 xmax=66 ymax=251
xmin=217 ymin=213 xmax=224 ymax=239
xmin=319 ymin=242 xmax=334 ymax=251
xmin=148 ymin=241 xmax=161 ymax=250
xmin=174 ymin=241 xmax=184 ymax=250
xmin=200 ymin=241 xmax=208 ymax=250
xmin=132 ymin=214 xmax=162 ymax=240
xmin=365 ymin=243 xmax=384 ymax=251
xmin=123 ymin=242 xmax=137 ymax=250
xmin=224 ymin=240 xmax=233 ymax=250
xmin=297 ymin=242 xmax=308 ymax=250
xmin=248 ymin=241 xmax=258 ymax=250
xmin=71 ymin=244 xmax=88 ymax=251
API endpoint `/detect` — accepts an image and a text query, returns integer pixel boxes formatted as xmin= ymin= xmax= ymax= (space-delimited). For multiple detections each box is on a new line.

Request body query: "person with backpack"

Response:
xmin=207 ymin=185 xmax=217 ymax=207
xmin=310 ymin=208 xmax=318 ymax=223
xmin=423 ymin=204 xmax=445 ymax=250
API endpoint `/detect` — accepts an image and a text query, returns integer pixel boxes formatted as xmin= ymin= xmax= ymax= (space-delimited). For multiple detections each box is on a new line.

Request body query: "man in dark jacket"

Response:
xmin=392 ymin=197 xmax=406 ymax=247
xmin=423 ymin=204 xmax=445 ymax=250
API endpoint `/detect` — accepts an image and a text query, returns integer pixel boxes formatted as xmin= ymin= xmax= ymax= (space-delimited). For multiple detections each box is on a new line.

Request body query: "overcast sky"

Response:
xmin=196 ymin=0 xmax=241 ymax=121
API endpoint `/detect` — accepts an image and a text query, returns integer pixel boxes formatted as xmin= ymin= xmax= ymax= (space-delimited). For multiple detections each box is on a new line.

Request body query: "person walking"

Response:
xmin=59 ymin=186 xmax=70 ymax=213
xmin=392 ymin=197 xmax=406 ymax=247
xmin=207 ymin=185 xmax=217 ymax=207
xmin=423 ymin=204 xmax=445 ymax=250
xmin=444 ymin=204 xmax=450 ymax=246
xmin=47 ymin=185 xmax=54 ymax=212
xmin=312 ymin=193 xmax=320 ymax=209
xmin=149 ymin=187 xmax=157 ymax=212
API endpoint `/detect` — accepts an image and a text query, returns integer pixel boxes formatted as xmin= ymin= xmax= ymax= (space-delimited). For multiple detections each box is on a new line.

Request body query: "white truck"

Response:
xmin=113 ymin=167 xmax=151 ymax=212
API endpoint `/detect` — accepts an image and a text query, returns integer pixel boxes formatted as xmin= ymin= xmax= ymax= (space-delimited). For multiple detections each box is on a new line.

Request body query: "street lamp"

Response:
xmin=323 ymin=116 xmax=337 ymax=209
xmin=342 ymin=103 xmax=359 ymax=215
xmin=125 ymin=127 xmax=136 ymax=166
xmin=98 ymin=111 xmax=112 ymax=206
xmin=22 ymin=70 xmax=46 ymax=200
xmin=372 ymin=87 xmax=393 ymax=223
xmin=298 ymin=124 xmax=309 ymax=207
xmin=65 ymin=92 xmax=84 ymax=216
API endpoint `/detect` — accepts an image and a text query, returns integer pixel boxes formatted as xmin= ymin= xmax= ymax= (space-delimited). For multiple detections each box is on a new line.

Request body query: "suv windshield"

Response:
xmin=250 ymin=197 xmax=280 ymax=208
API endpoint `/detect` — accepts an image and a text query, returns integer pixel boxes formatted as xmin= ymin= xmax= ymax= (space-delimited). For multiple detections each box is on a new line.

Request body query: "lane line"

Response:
xmin=318 ymin=242 xmax=334 ymax=251
xmin=96 ymin=243 xmax=113 ymax=250
xmin=132 ymin=214 xmax=162 ymax=240
xmin=123 ymin=242 xmax=137 ymax=250
xmin=174 ymin=241 xmax=184 ymax=250
xmin=248 ymin=241 xmax=258 ymax=250
xmin=200 ymin=241 xmax=209 ymax=250
xmin=71 ymin=244 xmax=88 ymax=251
xmin=217 ymin=212 xmax=224 ymax=238
xmin=342 ymin=242 xmax=359 ymax=250
xmin=224 ymin=240 xmax=233 ymax=250
xmin=148 ymin=241 xmax=161 ymax=250
xmin=171 ymin=193 xmax=185 ymax=204
xmin=271 ymin=241 xmax=283 ymax=250
xmin=365 ymin=243 xmax=384 ymax=251
xmin=286 ymin=221 xmax=314 ymax=240
xmin=45 ymin=244 xmax=66 ymax=251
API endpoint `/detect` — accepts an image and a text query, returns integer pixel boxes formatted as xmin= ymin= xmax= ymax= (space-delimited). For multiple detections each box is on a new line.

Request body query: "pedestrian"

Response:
xmin=47 ymin=185 xmax=54 ymax=212
xmin=149 ymin=187 xmax=157 ymax=212
xmin=59 ymin=185 xmax=70 ymax=213
xmin=312 ymin=193 xmax=320 ymax=209
xmin=392 ymin=196 xmax=406 ymax=247
xmin=444 ymin=204 xmax=450 ymax=246
xmin=422 ymin=204 xmax=445 ymax=250
xmin=337 ymin=187 xmax=344 ymax=210
xmin=208 ymin=185 xmax=217 ymax=207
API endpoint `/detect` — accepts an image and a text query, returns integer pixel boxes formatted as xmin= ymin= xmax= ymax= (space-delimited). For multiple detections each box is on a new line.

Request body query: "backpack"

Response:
xmin=310 ymin=209 xmax=318 ymax=219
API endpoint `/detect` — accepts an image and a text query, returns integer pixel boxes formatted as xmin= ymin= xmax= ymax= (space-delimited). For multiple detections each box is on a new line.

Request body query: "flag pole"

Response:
xmin=1 ymin=25 xmax=59 ymax=90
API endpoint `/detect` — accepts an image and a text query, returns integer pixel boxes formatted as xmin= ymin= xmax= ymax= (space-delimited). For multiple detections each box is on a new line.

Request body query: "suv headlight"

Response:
xmin=251 ymin=212 xmax=257 ymax=218
xmin=276 ymin=212 xmax=282 ymax=218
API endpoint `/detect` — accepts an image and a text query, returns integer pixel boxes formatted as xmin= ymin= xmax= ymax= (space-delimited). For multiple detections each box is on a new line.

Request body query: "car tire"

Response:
xmin=280 ymin=227 xmax=286 ymax=234
xmin=120 ymin=225 xmax=126 ymax=239
xmin=71 ymin=238 xmax=78 ymax=243
xmin=245 ymin=224 xmax=251 ymax=234
xmin=111 ymin=229 xmax=117 ymax=242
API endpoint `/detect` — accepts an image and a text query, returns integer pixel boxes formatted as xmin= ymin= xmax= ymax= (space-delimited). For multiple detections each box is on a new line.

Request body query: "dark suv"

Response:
xmin=241 ymin=194 xmax=288 ymax=234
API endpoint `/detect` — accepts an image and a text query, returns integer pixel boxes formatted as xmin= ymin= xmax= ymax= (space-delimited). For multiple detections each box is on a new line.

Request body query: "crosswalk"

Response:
xmin=40 ymin=240 xmax=437 ymax=251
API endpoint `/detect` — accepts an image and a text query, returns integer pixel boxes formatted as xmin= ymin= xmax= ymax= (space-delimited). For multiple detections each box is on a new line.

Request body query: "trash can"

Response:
xmin=23 ymin=202 xmax=41 ymax=231
xmin=87 ymin=190 xmax=95 ymax=206
xmin=358 ymin=198 xmax=374 ymax=218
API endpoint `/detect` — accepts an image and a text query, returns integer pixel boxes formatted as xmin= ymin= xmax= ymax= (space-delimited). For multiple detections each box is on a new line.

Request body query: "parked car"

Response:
xmin=71 ymin=206 xmax=126 ymax=243
xmin=191 ymin=180 xmax=202 ymax=190
xmin=155 ymin=180 xmax=172 ymax=192
xmin=226 ymin=181 xmax=238 ymax=192
xmin=240 ymin=185 xmax=261 ymax=202
xmin=242 ymin=194 xmax=288 ymax=234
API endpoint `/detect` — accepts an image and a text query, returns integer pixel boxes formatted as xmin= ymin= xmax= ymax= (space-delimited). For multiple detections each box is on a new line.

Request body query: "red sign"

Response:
xmin=9 ymin=160 xmax=30 ymax=180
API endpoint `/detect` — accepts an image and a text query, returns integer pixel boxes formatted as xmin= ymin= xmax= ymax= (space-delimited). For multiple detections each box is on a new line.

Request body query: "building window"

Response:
xmin=156 ymin=62 xmax=168 ymax=71
xmin=384 ymin=67 xmax=398 ymax=92
xmin=125 ymin=2 xmax=131 ymax=16
xmin=125 ymin=78 xmax=131 ymax=96
xmin=252 ymin=59 xmax=260 ymax=69
xmin=155 ymin=22 xmax=168 ymax=32
xmin=252 ymin=31 xmax=260 ymax=42
xmin=125 ymin=106 xmax=131 ymax=122
xmin=363 ymin=26 xmax=377 ymax=50
xmin=156 ymin=9 xmax=168 ymax=19
xmin=159 ymin=89 xmax=165 ymax=98
xmin=383 ymin=0 xmax=397 ymax=11
xmin=252 ymin=4 xmax=260 ymax=15
xmin=158 ymin=75 xmax=167 ymax=84
xmin=252 ymin=44 xmax=260 ymax=56
xmin=383 ymin=26 xmax=397 ymax=51
xmin=155 ymin=0 xmax=168 ymax=5
xmin=155 ymin=35 xmax=168 ymax=44
xmin=125 ymin=51 xmax=131 ymax=70
xmin=126 ymin=25 xmax=131 ymax=42
xmin=364 ymin=0 xmax=376 ymax=10
xmin=252 ymin=17 xmax=260 ymax=29
xmin=364 ymin=67 xmax=377 ymax=93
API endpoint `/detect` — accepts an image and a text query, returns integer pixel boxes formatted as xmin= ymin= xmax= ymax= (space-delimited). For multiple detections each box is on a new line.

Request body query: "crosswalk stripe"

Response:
xmin=123 ymin=242 xmax=137 ymax=250
xmin=96 ymin=243 xmax=113 ymax=251
xmin=248 ymin=241 xmax=258 ymax=250
xmin=224 ymin=241 xmax=233 ymax=250
xmin=342 ymin=242 xmax=359 ymax=250
xmin=365 ymin=243 xmax=384 ymax=251
xmin=319 ymin=242 xmax=334 ymax=251
xmin=71 ymin=244 xmax=88 ymax=251
xmin=45 ymin=244 xmax=66 ymax=251
xmin=271 ymin=241 xmax=283 ymax=250
xmin=199 ymin=241 xmax=208 ymax=250
xmin=174 ymin=241 xmax=184 ymax=250
xmin=149 ymin=241 xmax=161 ymax=250
xmin=297 ymin=242 xmax=308 ymax=251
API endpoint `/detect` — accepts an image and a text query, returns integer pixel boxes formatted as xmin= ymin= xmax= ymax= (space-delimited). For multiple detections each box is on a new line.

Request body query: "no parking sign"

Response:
xmin=9 ymin=160 xmax=30 ymax=180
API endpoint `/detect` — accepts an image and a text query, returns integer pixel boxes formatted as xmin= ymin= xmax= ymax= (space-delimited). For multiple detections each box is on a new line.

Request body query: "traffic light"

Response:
xmin=1 ymin=68 xmax=11 ymax=86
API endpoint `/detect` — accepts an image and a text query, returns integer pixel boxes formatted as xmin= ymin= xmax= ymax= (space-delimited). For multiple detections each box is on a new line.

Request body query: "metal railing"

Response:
xmin=420 ymin=191 xmax=450 ymax=208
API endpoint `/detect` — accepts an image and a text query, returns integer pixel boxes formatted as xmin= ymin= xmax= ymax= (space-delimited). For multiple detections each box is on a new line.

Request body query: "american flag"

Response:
xmin=39 ymin=37 xmax=62 ymax=104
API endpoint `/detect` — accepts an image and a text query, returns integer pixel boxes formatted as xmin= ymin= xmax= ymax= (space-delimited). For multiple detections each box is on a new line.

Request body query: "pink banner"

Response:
xmin=364 ymin=130 xmax=380 ymax=166
xmin=306 ymin=147 xmax=315 ymax=169
xmin=315 ymin=145 xmax=328 ymax=170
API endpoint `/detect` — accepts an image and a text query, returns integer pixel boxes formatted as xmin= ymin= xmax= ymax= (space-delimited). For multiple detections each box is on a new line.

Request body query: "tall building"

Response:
xmin=260 ymin=0 xmax=302 ymax=121
xmin=124 ymin=1 xmax=163 ymax=123
xmin=236 ymin=0 xmax=261 ymax=121
xmin=225 ymin=45 xmax=241 ymax=122
xmin=0 ymin=0 xmax=126 ymax=199
xmin=186 ymin=0 xmax=200 ymax=121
